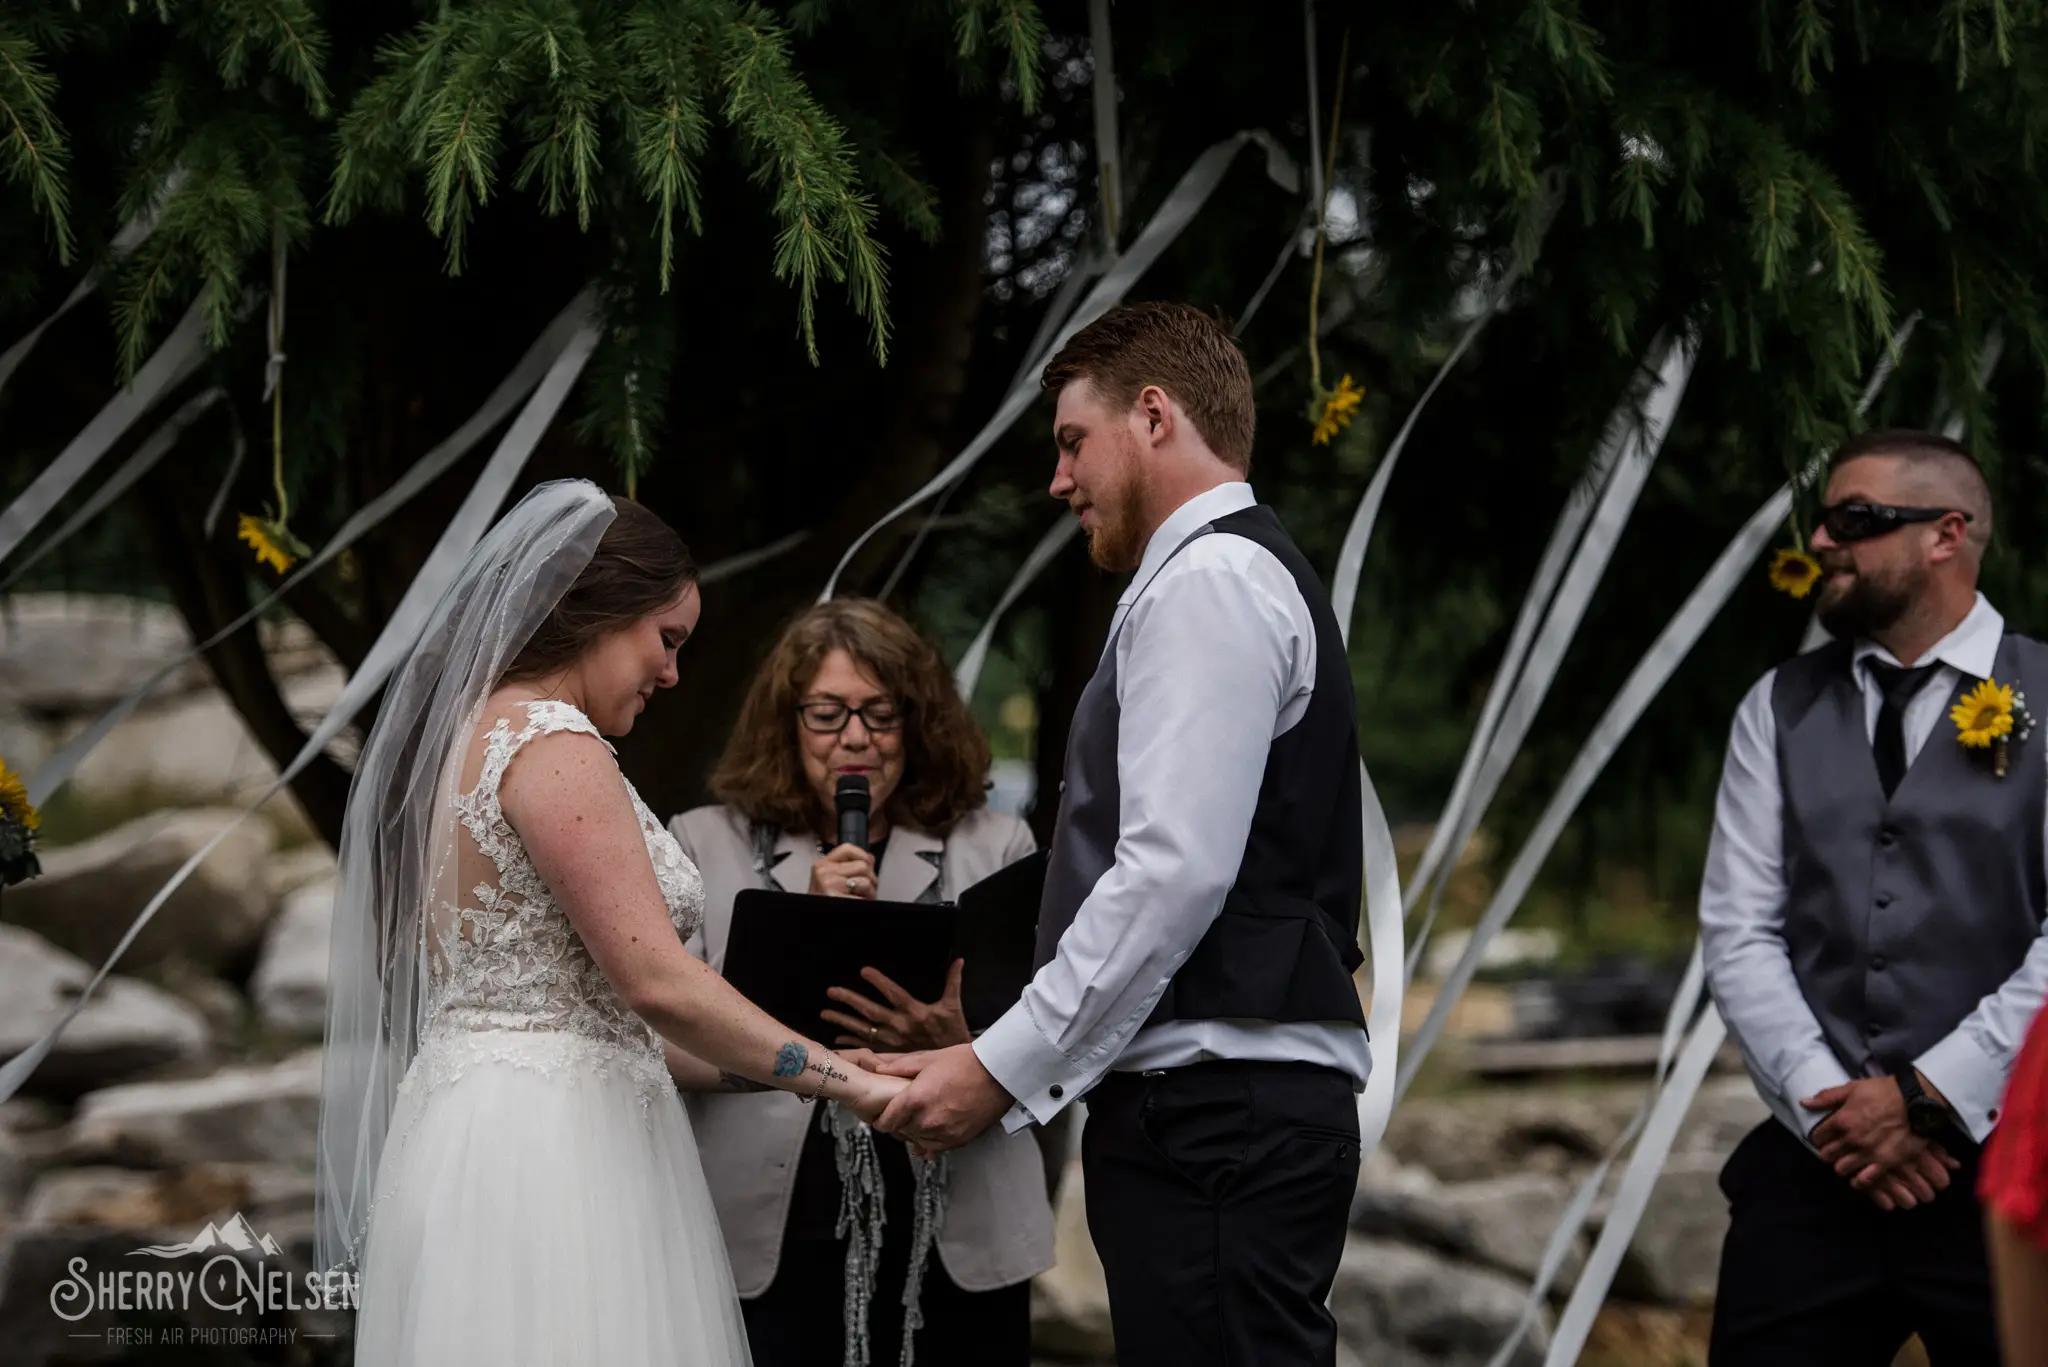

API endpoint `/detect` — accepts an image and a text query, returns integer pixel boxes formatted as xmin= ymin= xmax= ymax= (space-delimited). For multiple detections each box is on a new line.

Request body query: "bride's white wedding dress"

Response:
xmin=353 ymin=699 xmax=750 ymax=1365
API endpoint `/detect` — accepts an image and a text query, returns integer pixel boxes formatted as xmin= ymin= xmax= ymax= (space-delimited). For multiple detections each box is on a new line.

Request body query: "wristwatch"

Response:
xmin=1892 ymin=1065 xmax=1950 ymax=1138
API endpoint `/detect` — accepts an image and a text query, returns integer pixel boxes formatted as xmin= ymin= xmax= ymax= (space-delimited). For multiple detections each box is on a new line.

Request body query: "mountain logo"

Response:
xmin=128 ymin=1213 xmax=284 ymax=1259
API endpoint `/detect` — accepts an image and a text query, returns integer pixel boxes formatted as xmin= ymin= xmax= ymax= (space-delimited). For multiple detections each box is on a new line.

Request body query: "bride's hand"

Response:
xmin=844 ymin=1066 xmax=909 ymax=1127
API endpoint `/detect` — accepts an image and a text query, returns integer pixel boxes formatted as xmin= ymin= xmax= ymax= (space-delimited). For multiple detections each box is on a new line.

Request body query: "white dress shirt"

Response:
xmin=973 ymin=482 xmax=1374 ymax=1132
xmin=1700 ymin=592 xmax=2048 ymax=1142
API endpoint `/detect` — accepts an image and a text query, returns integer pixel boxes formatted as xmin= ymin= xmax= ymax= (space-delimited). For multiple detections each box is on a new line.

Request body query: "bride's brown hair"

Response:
xmin=504 ymin=496 xmax=696 ymax=682
xmin=712 ymin=599 xmax=991 ymax=837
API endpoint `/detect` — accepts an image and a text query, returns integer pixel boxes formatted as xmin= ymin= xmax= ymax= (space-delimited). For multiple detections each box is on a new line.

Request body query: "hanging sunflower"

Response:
xmin=1310 ymin=374 xmax=1364 ymax=446
xmin=0 ymin=755 xmax=42 ymax=888
xmin=238 ymin=511 xmax=308 ymax=576
xmin=1767 ymin=547 xmax=1823 ymax=599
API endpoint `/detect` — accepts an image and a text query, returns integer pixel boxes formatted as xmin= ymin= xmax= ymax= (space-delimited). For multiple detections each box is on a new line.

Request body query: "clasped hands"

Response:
xmin=1801 ymin=1072 xmax=1962 ymax=1211
xmin=819 ymin=960 xmax=1012 ymax=1153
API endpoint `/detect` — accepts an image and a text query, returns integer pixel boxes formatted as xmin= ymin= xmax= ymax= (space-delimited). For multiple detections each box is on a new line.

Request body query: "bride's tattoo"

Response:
xmin=715 ymin=1071 xmax=772 ymax=1094
xmin=772 ymin=1042 xmax=808 ymax=1078
xmin=806 ymin=1057 xmax=850 ymax=1087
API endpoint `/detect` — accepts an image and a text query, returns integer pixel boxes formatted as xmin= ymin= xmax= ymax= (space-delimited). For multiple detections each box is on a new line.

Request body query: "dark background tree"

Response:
xmin=6 ymin=1 xmax=2048 ymax=960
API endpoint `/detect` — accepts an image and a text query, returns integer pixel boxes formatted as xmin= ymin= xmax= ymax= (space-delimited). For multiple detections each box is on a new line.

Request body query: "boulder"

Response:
xmin=1434 ymin=1172 xmax=1586 ymax=1291
xmin=1 ymin=809 xmax=277 ymax=974
xmin=1031 ymin=1158 xmax=1114 ymax=1362
xmin=20 ymin=1162 xmax=312 ymax=1234
xmin=0 ymin=595 xmax=206 ymax=713
xmin=1384 ymin=1087 xmax=1641 ymax=1183
xmin=1613 ymin=1153 xmax=1729 ymax=1307
xmin=266 ymin=843 xmax=338 ymax=902
xmin=0 ymin=924 xmax=211 ymax=1096
xmin=62 ymin=1050 xmax=323 ymax=1169
xmin=252 ymin=880 xmax=334 ymax=1038
xmin=1332 ymin=1235 xmax=1549 ymax=1367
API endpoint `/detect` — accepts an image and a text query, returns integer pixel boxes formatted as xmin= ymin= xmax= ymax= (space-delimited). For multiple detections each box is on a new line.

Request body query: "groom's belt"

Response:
xmin=1088 ymin=1058 xmax=1352 ymax=1105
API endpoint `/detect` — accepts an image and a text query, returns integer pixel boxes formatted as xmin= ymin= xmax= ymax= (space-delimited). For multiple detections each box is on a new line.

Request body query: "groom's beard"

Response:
xmin=1816 ymin=551 xmax=1921 ymax=641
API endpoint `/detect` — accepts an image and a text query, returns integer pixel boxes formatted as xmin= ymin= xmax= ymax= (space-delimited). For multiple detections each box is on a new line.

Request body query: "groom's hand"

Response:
xmin=875 ymin=1043 xmax=1012 ymax=1153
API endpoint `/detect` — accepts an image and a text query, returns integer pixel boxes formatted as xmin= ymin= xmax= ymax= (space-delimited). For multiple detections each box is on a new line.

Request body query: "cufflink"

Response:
xmin=1049 ymin=1084 xmax=1064 ymax=1100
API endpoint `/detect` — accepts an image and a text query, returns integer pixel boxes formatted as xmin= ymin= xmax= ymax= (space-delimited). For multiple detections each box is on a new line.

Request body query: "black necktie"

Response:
xmin=1869 ymin=661 xmax=1939 ymax=798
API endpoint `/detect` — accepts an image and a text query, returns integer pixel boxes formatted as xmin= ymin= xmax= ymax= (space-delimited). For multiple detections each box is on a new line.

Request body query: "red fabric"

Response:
xmin=1983 ymin=1002 xmax=2048 ymax=1248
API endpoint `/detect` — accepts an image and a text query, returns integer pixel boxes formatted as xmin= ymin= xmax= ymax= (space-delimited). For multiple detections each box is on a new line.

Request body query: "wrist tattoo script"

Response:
xmin=772 ymin=1042 xmax=808 ymax=1079
xmin=807 ymin=1057 xmax=850 ymax=1087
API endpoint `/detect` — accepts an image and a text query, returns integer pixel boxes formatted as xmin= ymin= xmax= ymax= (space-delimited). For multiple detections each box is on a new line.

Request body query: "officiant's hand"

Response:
xmin=874 ymin=1042 xmax=1012 ymax=1153
xmin=810 ymin=844 xmax=879 ymax=899
xmin=823 ymin=960 xmax=970 ymax=1052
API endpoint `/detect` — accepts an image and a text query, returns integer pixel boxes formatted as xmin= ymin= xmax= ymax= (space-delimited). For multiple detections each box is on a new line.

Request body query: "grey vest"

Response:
xmin=1034 ymin=505 xmax=1367 ymax=1027
xmin=1773 ymin=633 xmax=2048 ymax=1077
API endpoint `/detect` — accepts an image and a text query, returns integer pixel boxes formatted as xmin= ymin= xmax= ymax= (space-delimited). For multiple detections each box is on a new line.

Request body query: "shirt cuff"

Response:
xmin=973 ymin=1001 xmax=1092 ymax=1128
xmin=1917 ymin=1030 xmax=2008 ymax=1144
xmin=1784 ymin=1052 xmax=1857 ymax=1138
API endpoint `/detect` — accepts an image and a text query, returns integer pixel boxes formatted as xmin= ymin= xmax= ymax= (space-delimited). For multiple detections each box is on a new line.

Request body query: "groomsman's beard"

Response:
xmin=1816 ymin=553 xmax=1922 ymax=641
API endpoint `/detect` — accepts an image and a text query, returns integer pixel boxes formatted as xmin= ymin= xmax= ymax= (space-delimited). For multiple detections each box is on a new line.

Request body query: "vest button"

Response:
xmin=1871 ymin=954 xmax=1888 ymax=971
xmin=1048 ymin=1084 xmax=1064 ymax=1100
xmin=1875 ymin=892 xmax=1893 ymax=908
xmin=1877 ymin=828 xmax=1897 ymax=847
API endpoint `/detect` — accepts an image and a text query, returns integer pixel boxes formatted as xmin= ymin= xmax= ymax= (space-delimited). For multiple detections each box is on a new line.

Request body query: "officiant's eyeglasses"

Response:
xmin=798 ymin=700 xmax=903 ymax=734
xmin=1820 ymin=501 xmax=1974 ymax=543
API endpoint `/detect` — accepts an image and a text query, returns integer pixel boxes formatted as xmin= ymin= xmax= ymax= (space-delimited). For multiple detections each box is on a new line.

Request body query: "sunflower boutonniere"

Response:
xmin=1952 ymin=678 xmax=2036 ymax=777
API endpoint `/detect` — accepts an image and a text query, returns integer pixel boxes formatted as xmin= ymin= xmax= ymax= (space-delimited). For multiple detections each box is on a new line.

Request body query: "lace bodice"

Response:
xmin=419 ymin=700 xmax=703 ymax=1065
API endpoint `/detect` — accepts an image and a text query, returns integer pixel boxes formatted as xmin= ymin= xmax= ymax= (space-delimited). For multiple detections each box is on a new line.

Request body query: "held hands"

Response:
xmin=823 ymin=960 xmax=971 ymax=1052
xmin=867 ymin=1043 xmax=1014 ymax=1155
xmin=841 ymin=1062 xmax=910 ymax=1128
xmin=1802 ymin=1074 xmax=1961 ymax=1210
xmin=811 ymin=843 xmax=878 ymax=899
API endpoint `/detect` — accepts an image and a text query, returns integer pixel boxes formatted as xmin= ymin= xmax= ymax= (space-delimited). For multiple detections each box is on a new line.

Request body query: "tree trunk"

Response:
xmin=135 ymin=459 xmax=355 ymax=847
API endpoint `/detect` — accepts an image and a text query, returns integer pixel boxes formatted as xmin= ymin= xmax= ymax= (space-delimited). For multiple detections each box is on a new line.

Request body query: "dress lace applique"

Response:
xmin=409 ymin=699 xmax=705 ymax=1111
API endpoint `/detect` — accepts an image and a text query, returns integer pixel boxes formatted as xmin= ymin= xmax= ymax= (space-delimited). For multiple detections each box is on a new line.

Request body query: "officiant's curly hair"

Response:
xmin=712 ymin=599 xmax=991 ymax=836
xmin=504 ymin=496 xmax=697 ymax=681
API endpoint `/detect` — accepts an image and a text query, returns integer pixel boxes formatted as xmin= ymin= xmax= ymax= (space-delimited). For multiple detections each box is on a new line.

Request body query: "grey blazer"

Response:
xmin=668 ymin=802 xmax=1056 ymax=1296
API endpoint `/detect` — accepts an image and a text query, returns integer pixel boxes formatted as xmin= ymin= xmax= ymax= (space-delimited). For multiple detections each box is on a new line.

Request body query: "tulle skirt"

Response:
xmin=354 ymin=1029 xmax=751 ymax=1366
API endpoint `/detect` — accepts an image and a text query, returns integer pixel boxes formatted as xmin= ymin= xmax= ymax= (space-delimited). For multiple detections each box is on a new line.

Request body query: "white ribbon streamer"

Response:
xmin=1541 ymin=1005 xmax=1728 ymax=1367
xmin=1482 ymin=943 xmax=1707 ymax=1367
xmin=0 ymin=387 xmax=226 ymax=592
xmin=0 ymin=316 xmax=602 ymax=1106
xmin=1328 ymin=177 xmax=1561 ymax=645
xmin=954 ymin=515 xmax=1080 ymax=700
xmin=0 ymin=295 xmax=212 ymax=570
xmin=0 ymin=202 xmax=164 ymax=399
xmin=820 ymin=130 xmax=1295 ymax=602
xmin=1355 ymin=756 xmax=1404 ymax=1158
xmin=1405 ymin=333 xmax=1698 ymax=978
xmin=27 ymin=291 xmax=596 ymax=806
xmin=1397 ymin=482 xmax=1795 ymax=1099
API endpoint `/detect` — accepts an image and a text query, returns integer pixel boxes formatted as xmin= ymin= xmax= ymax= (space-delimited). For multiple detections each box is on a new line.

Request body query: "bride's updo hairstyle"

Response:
xmin=503 ymin=495 xmax=696 ymax=682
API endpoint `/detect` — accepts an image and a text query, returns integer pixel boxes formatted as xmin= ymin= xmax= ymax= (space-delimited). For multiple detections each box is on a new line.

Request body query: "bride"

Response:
xmin=314 ymin=480 xmax=903 ymax=1364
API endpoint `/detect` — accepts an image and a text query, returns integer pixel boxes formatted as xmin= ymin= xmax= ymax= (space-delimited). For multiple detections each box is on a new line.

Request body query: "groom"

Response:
xmin=876 ymin=301 xmax=1371 ymax=1366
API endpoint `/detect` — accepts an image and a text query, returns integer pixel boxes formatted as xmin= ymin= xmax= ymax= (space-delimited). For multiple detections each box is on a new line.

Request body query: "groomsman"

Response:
xmin=874 ymin=301 xmax=1371 ymax=1366
xmin=1701 ymin=429 xmax=2048 ymax=1363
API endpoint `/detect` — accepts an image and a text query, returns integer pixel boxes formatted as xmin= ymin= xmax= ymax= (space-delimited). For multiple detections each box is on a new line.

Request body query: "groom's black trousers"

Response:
xmin=1082 ymin=1059 xmax=1361 ymax=1367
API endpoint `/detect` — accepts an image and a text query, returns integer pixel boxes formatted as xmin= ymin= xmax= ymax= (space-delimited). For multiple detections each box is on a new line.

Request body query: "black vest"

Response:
xmin=1772 ymin=633 xmax=2048 ymax=1075
xmin=1033 ymin=504 xmax=1367 ymax=1027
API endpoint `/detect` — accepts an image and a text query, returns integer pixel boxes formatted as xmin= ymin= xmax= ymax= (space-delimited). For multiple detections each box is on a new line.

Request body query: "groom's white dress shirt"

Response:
xmin=974 ymin=482 xmax=1373 ymax=1132
xmin=1701 ymin=592 xmax=2048 ymax=1143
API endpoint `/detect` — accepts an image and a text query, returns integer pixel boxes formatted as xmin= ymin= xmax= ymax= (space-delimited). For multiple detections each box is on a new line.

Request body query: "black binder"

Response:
xmin=722 ymin=850 xmax=1047 ymax=1036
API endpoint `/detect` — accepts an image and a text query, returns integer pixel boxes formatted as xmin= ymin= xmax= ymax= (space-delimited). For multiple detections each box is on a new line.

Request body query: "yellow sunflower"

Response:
xmin=1952 ymin=679 xmax=2017 ymax=749
xmin=1767 ymin=547 xmax=1823 ymax=599
xmin=1311 ymin=374 xmax=1364 ymax=446
xmin=0 ymin=756 xmax=39 ymax=833
xmin=237 ymin=514 xmax=304 ymax=575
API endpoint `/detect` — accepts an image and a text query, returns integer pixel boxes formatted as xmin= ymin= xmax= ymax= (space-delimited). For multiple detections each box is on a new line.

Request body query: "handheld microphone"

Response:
xmin=835 ymin=775 xmax=870 ymax=852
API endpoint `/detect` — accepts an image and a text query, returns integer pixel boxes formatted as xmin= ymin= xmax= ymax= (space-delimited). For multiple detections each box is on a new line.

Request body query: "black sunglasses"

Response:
xmin=1820 ymin=501 xmax=1974 ymax=544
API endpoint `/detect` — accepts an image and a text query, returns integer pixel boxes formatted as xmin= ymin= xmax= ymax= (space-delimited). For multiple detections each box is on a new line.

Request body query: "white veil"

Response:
xmin=314 ymin=479 xmax=618 ymax=1274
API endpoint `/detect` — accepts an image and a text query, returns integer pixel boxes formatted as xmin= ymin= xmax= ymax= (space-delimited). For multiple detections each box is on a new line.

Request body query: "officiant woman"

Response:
xmin=667 ymin=597 xmax=1053 ymax=1367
